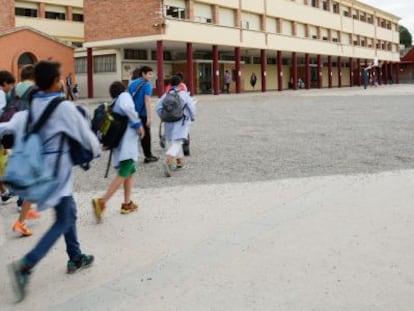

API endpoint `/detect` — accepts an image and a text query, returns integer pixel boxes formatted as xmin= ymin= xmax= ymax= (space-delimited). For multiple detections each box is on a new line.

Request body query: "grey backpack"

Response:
xmin=159 ymin=89 xmax=185 ymax=122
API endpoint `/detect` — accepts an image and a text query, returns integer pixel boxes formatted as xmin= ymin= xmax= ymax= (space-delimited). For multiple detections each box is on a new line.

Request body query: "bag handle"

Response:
xmin=26 ymin=96 xmax=65 ymax=135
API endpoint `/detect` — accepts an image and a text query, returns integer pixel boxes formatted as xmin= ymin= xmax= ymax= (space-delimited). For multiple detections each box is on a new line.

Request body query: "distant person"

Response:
xmin=128 ymin=66 xmax=159 ymax=163
xmin=157 ymin=75 xmax=196 ymax=177
xmin=250 ymin=72 xmax=257 ymax=90
xmin=224 ymin=70 xmax=231 ymax=94
xmin=165 ymin=72 xmax=188 ymax=93
xmin=65 ymin=72 xmax=74 ymax=100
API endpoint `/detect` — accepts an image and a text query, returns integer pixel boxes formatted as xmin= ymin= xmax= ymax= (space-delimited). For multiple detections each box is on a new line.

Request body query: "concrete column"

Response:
xmin=349 ymin=57 xmax=354 ymax=87
xmin=357 ymin=59 xmax=362 ymax=86
xmin=317 ymin=54 xmax=322 ymax=88
xmin=396 ymin=62 xmax=400 ymax=84
xmin=328 ymin=55 xmax=332 ymax=88
xmin=305 ymin=53 xmax=310 ymax=89
xmin=292 ymin=52 xmax=297 ymax=90
xmin=337 ymin=56 xmax=342 ymax=88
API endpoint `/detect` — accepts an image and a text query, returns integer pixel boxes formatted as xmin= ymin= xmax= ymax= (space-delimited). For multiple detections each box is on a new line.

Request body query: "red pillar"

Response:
xmin=378 ymin=63 xmax=383 ymax=85
xmin=292 ymin=52 xmax=297 ymax=90
xmin=261 ymin=49 xmax=267 ymax=92
xmin=186 ymin=43 xmax=194 ymax=96
xmin=357 ymin=59 xmax=362 ymax=86
xmin=212 ymin=45 xmax=219 ymax=95
xmin=349 ymin=57 xmax=354 ymax=87
xmin=384 ymin=61 xmax=388 ymax=84
xmin=235 ymin=47 xmax=241 ymax=93
xmin=396 ymin=62 xmax=400 ymax=84
xmin=317 ymin=54 xmax=322 ymax=88
xmin=305 ymin=53 xmax=310 ymax=89
xmin=328 ymin=55 xmax=332 ymax=88
xmin=390 ymin=63 xmax=394 ymax=84
xmin=156 ymin=41 xmax=164 ymax=97
xmin=277 ymin=50 xmax=283 ymax=91
xmin=87 ymin=48 xmax=93 ymax=98
xmin=337 ymin=56 xmax=342 ymax=88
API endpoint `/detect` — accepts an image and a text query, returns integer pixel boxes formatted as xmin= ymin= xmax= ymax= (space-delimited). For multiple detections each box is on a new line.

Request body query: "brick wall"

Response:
xmin=0 ymin=0 xmax=15 ymax=32
xmin=84 ymin=0 xmax=164 ymax=42
xmin=0 ymin=29 xmax=74 ymax=82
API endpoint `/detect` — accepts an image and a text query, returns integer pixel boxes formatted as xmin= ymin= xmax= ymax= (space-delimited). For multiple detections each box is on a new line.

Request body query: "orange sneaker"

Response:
xmin=92 ymin=198 xmax=105 ymax=223
xmin=26 ymin=209 xmax=40 ymax=219
xmin=12 ymin=221 xmax=32 ymax=237
xmin=120 ymin=201 xmax=139 ymax=214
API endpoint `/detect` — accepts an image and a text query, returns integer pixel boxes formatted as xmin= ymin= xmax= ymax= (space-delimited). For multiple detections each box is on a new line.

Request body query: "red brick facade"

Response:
xmin=84 ymin=0 xmax=165 ymax=42
xmin=0 ymin=28 xmax=74 ymax=81
xmin=0 ymin=0 xmax=15 ymax=32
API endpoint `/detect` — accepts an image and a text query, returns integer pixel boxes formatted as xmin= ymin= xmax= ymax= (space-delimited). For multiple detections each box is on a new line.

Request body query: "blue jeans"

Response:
xmin=25 ymin=196 xmax=81 ymax=267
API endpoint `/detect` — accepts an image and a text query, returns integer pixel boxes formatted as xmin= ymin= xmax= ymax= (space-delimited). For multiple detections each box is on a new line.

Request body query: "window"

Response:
xmin=72 ymin=13 xmax=84 ymax=22
xmin=332 ymin=3 xmax=339 ymax=13
xmin=75 ymin=57 xmax=87 ymax=74
xmin=151 ymin=51 xmax=172 ymax=61
xmin=72 ymin=42 xmax=83 ymax=48
xmin=45 ymin=11 xmax=65 ymax=20
xmin=219 ymin=8 xmax=235 ymax=27
xmin=124 ymin=49 xmax=147 ymax=60
xmin=94 ymin=54 xmax=116 ymax=73
xmin=15 ymin=7 xmax=37 ymax=17
xmin=311 ymin=0 xmax=318 ymax=8
xmin=194 ymin=3 xmax=212 ymax=24
xmin=165 ymin=5 xmax=185 ymax=19
xmin=323 ymin=1 xmax=328 ymax=11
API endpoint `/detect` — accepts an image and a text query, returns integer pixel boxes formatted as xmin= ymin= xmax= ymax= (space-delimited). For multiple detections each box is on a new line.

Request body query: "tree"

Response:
xmin=399 ymin=25 xmax=412 ymax=47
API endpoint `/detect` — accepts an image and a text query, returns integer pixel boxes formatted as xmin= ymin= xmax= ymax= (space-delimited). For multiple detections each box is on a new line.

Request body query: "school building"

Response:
xmin=79 ymin=0 xmax=401 ymax=98
xmin=0 ymin=0 xmax=83 ymax=80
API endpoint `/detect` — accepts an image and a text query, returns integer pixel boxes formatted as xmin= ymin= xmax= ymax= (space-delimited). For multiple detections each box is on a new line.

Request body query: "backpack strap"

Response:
xmin=131 ymin=81 xmax=146 ymax=99
xmin=26 ymin=96 xmax=65 ymax=135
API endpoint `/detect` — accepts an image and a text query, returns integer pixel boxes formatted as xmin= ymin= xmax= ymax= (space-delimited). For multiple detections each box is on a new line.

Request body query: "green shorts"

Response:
xmin=118 ymin=159 xmax=137 ymax=178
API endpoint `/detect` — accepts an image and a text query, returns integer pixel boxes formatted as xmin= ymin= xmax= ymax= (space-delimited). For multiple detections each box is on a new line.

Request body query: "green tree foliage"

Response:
xmin=399 ymin=25 xmax=412 ymax=47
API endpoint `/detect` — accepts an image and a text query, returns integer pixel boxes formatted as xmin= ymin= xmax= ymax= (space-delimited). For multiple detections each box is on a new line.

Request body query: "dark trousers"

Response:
xmin=140 ymin=116 xmax=152 ymax=158
xmin=25 ymin=196 xmax=81 ymax=266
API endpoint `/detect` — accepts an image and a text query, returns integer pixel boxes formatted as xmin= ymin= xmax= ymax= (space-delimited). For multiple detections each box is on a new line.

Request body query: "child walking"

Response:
xmin=92 ymin=81 xmax=144 ymax=223
xmin=157 ymin=75 xmax=196 ymax=177
xmin=2 ymin=61 xmax=101 ymax=302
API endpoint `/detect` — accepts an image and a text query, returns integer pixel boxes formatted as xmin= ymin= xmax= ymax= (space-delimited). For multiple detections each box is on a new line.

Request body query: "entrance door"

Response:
xmin=198 ymin=63 xmax=212 ymax=94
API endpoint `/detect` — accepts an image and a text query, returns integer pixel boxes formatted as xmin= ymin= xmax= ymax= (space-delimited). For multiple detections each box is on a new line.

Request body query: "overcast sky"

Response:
xmin=361 ymin=0 xmax=414 ymax=34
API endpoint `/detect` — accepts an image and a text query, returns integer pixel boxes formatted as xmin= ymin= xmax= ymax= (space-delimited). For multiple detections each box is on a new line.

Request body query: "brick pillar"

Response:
xmin=317 ymin=54 xmax=322 ymax=88
xmin=328 ymin=55 xmax=332 ymax=88
xmin=277 ymin=50 xmax=283 ymax=91
xmin=87 ymin=48 xmax=94 ymax=98
xmin=186 ymin=43 xmax=194 ymax=96
xmin=156 ymin=41 xmax=164 ymax=97
xmin=38 ymin=2 xmax=45 ymax=18
xmin=235 ymin=47 xmax=241 ymax=93
xmin=292 ymin=52 xmax=297 ymax=90
xmin=261 ymin=49 xmax=267 ymax=92
xmin=212 ymin=45 xmax=219 ymax=95
xmin=66 ymin=6 xmax=73 ymax=21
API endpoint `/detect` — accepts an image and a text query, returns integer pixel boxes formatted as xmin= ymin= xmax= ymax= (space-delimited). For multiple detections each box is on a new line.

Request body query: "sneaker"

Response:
xmin=8 ymin=260 xmax=31 ymax=302
xmin=144 ymin=155 xmax=159 ymax=163
xmin=120 ymin=201 xmax=139 ymax=214
xmin=163 ymin=161 xmax=172 ymax=177
xmin=176 ymin=159 xmax=183 ymax=169
xmin=16 ymin=198 xmax=23 ymax=208
xmin=67 ymin=254 xmax=94 ymax=274
xmin=1 ymin=191 xmax=14 ymax=202
xmin=92 ymin=198 xmax=105 ymax=224
xmin=12 ymin=221 xmax=32 ymax=237
xmin=26 ymin=209 xmax=40 ymax=220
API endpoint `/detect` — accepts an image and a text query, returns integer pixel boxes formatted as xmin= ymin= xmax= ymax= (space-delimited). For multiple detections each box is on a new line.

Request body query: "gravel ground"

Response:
xmin=73 ymin=85 xmax=414 ymax=192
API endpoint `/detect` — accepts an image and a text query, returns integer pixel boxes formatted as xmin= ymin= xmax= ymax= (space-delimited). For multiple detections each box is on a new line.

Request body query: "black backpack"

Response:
xmin=159 ymin=89 xmax=186 ymax=122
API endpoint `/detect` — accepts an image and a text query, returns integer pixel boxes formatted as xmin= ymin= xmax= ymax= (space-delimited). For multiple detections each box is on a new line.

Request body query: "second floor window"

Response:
xmin=166 ymin=6 xmax=185 ymax=19
xmin=45 ymin=11 xmax=65 ymax=20
xmin=15 ymin=7 xmax=37 ymax=17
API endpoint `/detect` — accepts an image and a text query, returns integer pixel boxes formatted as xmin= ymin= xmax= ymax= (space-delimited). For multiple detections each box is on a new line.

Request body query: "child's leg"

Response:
xmin=101 ymin=176 xmax=126 ymax=203
xmin=123 ymin=175 xmax=133 ymax=204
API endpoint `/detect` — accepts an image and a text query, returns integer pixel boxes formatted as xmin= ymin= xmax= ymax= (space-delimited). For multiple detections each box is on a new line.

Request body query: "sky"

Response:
xmin=361 ymin=0 xmax=414 ymax=34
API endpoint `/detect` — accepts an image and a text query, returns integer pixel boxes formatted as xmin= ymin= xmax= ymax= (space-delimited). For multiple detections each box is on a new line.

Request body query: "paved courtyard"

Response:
xmin=1 ymin=85 xmax=414 ymax=310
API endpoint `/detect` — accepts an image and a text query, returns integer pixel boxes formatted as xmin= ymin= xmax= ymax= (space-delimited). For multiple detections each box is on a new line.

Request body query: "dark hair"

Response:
xmin=0 ymin=70 xmax=16 ymax=86
xmin=175 ymin=72 xmax=184 ymax=80
xmin=131 ymin=67 xmax=140 ymax=80
xmin=139 ymin=65 xmax=153 ymax=77
xmin=170 ymin=75 xmax=181 ymax=87
xmin=20 ymin=64 xmax=35 ymax=81
xmin=34 ymin=60 xmax=61 ymax=90
xmin=109 ymin=81 xmax=126 ymax=98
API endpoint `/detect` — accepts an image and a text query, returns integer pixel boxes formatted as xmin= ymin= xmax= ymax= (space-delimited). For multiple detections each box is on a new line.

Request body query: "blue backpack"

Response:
xmin=3 ymin=98 xmax=63 ymax=203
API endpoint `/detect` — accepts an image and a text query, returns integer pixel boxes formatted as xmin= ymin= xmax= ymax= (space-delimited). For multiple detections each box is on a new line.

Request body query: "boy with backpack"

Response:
xmin=157 ymin=75 xmax=196 ymax=177
xmin=0 ymin=70 xmax=16 ymax=202
xmin=92 ymin=81 xmax=144 ymax=223
xmin=1 ymin=60 xmax=101 ymax=302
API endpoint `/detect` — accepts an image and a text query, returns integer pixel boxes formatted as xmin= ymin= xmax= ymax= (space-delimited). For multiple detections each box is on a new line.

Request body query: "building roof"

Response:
xmin=0 ymin=26 xmax=74 ymax=49
xmin=401 ymin=46 xmax=414 ymax=62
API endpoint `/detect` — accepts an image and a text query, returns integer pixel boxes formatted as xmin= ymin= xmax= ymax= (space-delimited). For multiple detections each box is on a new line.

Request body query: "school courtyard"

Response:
xmin=1 ymin=85 xmax=414 ymax=310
